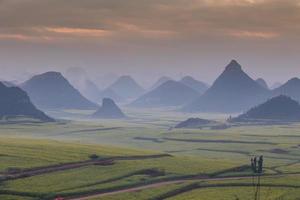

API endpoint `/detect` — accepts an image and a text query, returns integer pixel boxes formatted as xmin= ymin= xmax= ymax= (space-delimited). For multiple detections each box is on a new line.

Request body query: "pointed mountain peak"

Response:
xmin=22 ymin=71 xmax=98 ymax=109
xmin=225 ymin=60 xmax=242 ymax=72
xmin=93 ymin=98 xmax=126 ymax=119
xmin=182 ymin=60 xmax=269 ymax=113
xmin=108 ymin=75 xmax=144 ymax=100
xmin=102 ymin=98 xmax=117 ymax=107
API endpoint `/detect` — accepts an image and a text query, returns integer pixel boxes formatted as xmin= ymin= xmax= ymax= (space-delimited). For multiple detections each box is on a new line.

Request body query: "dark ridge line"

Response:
xmin=162 ymin=137 xmax=276 ymax=145
xmin=56 ymin=168 xmax=166 ymax=193
xmin=0 ymin=190 xmax=44 ymax=198
xmin=134 ymin=136 xmax=276 ymax=144
xmin=243 ymin=134 xmax=300 ymax=138
xmin=196 ymin=148 xmax=250 ymax=155
xmin=134 ymin=137 xmax=165 ymax=143
xmin=65 ymin=173 xmax=300 ymax=200
xmin=151 ymin=183 xmax=300 ymax=200
xmin=55 ymin=127 xmax=123 ymax=136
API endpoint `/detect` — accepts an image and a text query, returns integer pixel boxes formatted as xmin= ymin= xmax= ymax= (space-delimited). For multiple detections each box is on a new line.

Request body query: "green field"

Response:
xmin=0 ymin=108 xmax=299 ymax=199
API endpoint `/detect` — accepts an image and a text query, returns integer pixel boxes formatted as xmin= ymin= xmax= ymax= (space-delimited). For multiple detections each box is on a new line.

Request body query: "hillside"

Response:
xmin=130 ymin=80 xmax=200 ymax=107
xmin=256 ymin=78 xmax=269 ymax=89
xmin=175 ymin=118 xmax=215 ymax=129
xmin=106 ymin=76 xmax=145 ymax=100
xmin=180 ymin=76 xmax=208 ymax=94
xmin=92 ymin=98 xmax=126 ymax=119
xmin=0 ymin=82 xmax=54 ymax=122
xmin=272 ymin=78 xmax=300 ymax=102
xmin=182 ymin=60 xmax=270 ymax=113
xmin=232 ymin=95 xmax=300 ymax=122
xmin=22 ymin=72 xmax=98 ymax=110
xmin=149 ymin=76 xmax=172 ymax=90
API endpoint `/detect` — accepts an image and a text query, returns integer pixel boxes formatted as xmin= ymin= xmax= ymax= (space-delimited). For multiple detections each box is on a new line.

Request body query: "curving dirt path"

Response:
xmin=68 ymin=173 xmax=300 ymax=200
xmin=2 ymin=154 xmax=171 ymax=181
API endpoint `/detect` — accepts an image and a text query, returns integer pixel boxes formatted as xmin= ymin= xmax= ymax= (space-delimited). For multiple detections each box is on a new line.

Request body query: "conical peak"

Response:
xmin=102 ymin=98 xmax=116 ymax=107
xmin=225 ymin=60 xmax=242 ymax=72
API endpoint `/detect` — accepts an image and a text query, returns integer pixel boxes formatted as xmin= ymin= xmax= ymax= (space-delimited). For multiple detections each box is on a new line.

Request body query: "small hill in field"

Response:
xmin=175 ymin=118 xmax=215 ymax=129
xmin=92 ymin=98 xmax=126 ymax=119
xmin=232 ymin=95 xmax=300 ymax=122
xmin=0 ymin=82 xmax=54 ymax=122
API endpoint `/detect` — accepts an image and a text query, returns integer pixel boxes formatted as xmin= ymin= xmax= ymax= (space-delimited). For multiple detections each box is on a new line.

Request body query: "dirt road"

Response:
xmin=68 ymin=173 xmax=300 ymax=200
xmin=2 ymin=154 xmax=171 ymax=181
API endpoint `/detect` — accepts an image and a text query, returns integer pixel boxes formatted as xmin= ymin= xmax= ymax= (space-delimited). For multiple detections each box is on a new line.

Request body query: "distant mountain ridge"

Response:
xmin=182 ymin=60 xmax=270 ymax=113
xmin=180 ymin=76 xmax=208 ymax=94
xmin=270 ymin=82 xmax=282 ymax=90
xmin=0 ymin=82 xmax=54 ymax=122
xmin=130 ymin=80 xmax=200 ymax=107
xmin=22 ymin=72 xmax=98 ymax=110
xmin=106 ymin=76 xmax=145 ymax=100
xmin=256 ymin=78 xmax=269 ymax=89
xmin=272 ymin=78 xmax=300 ymax=102
xmin=99 ymin=88 xmax=124 ymax=103
xmin=233 ymin=95 xmax=300 ymax=122
xmin=149 ymin=76 xmax=172 ymax=90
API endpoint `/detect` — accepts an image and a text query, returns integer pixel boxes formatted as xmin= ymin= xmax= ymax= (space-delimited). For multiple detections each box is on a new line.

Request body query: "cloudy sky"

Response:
xmin=0 ymin=0 xmax=299 ymax=87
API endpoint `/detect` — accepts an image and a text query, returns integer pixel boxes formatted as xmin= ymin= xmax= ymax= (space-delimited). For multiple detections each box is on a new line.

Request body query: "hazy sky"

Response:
xmin=0 ymin=0 xmax=299 ymax=87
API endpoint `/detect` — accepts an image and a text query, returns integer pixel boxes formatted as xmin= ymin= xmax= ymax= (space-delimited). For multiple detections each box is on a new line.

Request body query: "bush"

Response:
xmin=89 ymin=154 xmax=99 ymax=160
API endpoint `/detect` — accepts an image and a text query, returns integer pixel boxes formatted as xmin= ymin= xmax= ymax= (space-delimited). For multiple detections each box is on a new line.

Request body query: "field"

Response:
xmin=0 ymin=108 xmax=299 ymax=199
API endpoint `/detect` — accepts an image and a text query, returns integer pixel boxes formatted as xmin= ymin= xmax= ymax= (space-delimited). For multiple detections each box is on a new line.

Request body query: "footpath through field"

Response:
xmin=68 ymin=173 xmax=300 ymax=200
xmin=1 ymin=154 xmax=171 ymax=181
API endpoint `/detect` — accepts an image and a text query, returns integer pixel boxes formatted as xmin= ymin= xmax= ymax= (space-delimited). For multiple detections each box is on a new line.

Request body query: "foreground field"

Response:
xmin=0 ymin=137 xmax=249 ymax=200
xmin=0 ymin=108 xmax=299 ymax=199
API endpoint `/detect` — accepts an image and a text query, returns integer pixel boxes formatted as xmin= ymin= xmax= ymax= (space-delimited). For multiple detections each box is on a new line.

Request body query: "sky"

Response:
xmin=0 ymin=0 xmax=299 ymax=88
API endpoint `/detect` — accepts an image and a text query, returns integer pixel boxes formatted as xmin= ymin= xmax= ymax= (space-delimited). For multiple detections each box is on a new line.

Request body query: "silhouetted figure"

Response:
xmin=258 ymin=156 xmax=264 ymax=174
xmin=251 ymin=158 xmax=254 ymax=172
xmin=253 ymin=157 xmax=257 ymax=173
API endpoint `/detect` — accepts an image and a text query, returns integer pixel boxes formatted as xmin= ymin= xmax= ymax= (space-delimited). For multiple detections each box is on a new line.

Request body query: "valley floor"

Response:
xmin=0 ymin=108 xmax=299 ymax=200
